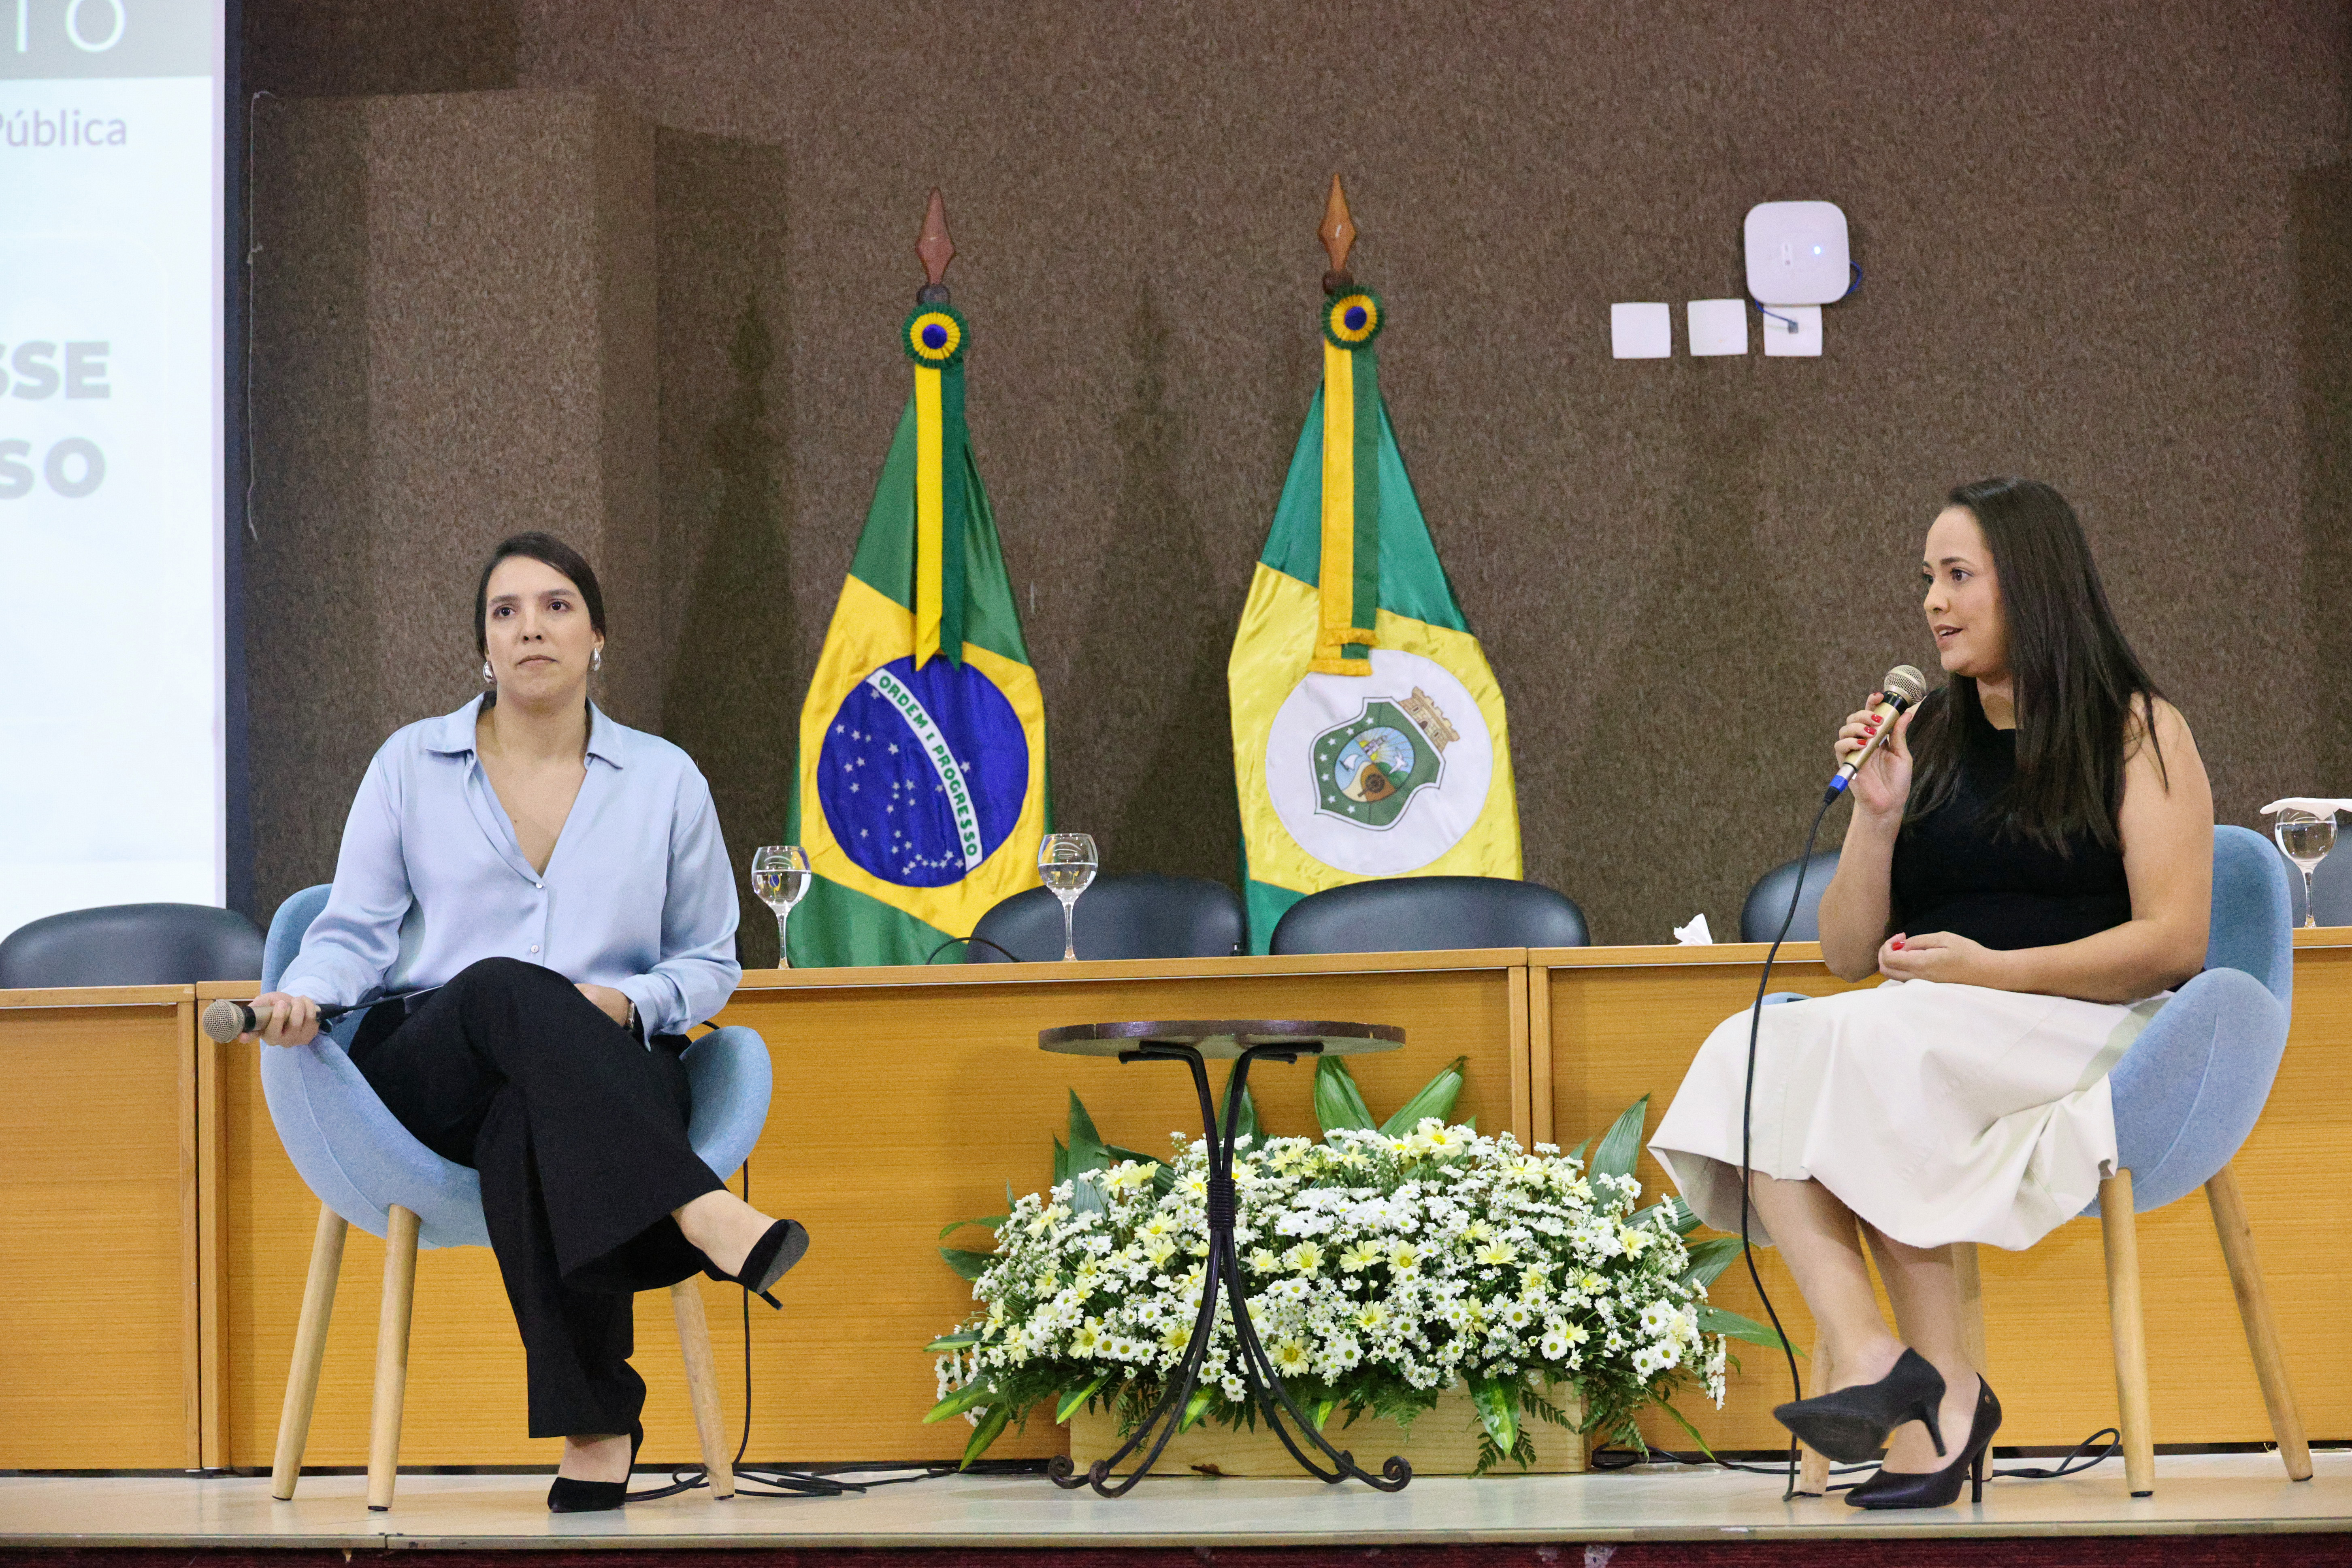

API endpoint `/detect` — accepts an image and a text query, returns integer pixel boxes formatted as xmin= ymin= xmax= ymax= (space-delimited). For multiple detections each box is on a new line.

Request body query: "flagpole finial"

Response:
xmin=916 ymin=188 xmax=955 ymax=304
xmin=1319 ymin=174 xmax=1357 ymax=295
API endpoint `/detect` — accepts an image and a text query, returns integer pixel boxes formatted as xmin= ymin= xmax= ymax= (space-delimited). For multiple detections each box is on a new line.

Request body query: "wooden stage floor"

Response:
xmin=0 ymin=1453 xmax=2344 ymax=1550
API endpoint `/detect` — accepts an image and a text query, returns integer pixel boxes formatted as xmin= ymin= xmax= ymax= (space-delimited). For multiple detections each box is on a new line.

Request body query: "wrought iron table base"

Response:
xmin=1046 ymin=1042 xmax=1411 ymax=1496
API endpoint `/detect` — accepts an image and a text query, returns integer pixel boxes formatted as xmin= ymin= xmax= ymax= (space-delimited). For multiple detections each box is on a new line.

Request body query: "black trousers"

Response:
xmin=349 ymin=956 xmax=726 ymax=1438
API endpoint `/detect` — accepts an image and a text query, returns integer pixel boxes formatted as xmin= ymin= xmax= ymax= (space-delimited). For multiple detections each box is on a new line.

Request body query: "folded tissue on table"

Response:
xmin=2262 ymin=799 xmax=2352 ymax=819
xmin=1673 ymin=913 xmax=1713 ymax=946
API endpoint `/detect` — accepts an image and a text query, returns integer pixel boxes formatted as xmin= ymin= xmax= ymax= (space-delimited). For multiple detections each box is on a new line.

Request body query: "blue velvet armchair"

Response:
xmin=258 ymin=884 xmax=773 ymax=1510
xmin=1780 ymin=827 xmax=2308 ymax=1497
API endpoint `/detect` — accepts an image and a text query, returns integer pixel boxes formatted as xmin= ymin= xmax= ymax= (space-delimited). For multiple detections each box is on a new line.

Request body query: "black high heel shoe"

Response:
xmin=1845 ymin=1376 xmax=2002 ymax=1510
xmin=1773 ymin=1347 xmax=1947 ymax=1464
xmin=547 ymin=1421 xmax=643 ymax=1514
xmin=704 ymin=1218 xmax=810 ymax=1309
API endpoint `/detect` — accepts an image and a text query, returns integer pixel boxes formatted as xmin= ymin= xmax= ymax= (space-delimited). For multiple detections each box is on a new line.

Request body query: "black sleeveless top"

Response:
xmin=1888 ymin=697 xmax=2132 ymax=950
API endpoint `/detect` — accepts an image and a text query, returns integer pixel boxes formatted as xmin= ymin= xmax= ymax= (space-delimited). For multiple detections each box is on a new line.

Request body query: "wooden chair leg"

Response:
xmin=366 ymin=1205 xmax=421 ymax=1512
xmin=270 ymin=1202 xmax=349 ymax=1500
xmin=671 ymin=1279 xmax=735 ymax=1500
xmin=2205 ymin=1163 xmax=2313 ymax=1482
xmin=2098 ymin=1170 xmax=2156 ymax=1496
xmin=1797 ymin=1327 xmax=1832 ymax=1494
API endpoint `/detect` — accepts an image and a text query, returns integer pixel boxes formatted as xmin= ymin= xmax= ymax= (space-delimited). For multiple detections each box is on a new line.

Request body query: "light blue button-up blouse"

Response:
xmin=278 ymin=696 xmax=741 ymax=1036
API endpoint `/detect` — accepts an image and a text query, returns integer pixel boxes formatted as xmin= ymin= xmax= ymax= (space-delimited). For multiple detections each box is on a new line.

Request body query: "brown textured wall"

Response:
xmin=247 ymin=2 xmax=2352 ymax=946
xmin=245 ymin=89 xmax=657 ymax=913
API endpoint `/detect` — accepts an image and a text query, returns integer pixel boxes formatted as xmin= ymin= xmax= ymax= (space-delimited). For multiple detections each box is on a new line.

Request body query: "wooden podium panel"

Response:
xmin=0 ymin=987 xmax=198 ymax=1469
xmin=212 ymin=950 xmax=1528 ymax=1468
xmin=13 ymin=936 xmax=2334 ymax=1470
xmin=1536 ymin=935 xmax=2352 ymax=1457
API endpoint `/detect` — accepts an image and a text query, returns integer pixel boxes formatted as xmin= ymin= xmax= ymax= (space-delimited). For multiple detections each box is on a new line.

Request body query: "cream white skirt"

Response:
xmin=1648 ymin=979 xmax=2168 ymax=1253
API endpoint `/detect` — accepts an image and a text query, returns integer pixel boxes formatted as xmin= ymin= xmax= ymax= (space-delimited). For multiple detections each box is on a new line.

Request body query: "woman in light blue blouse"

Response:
xmin=254 ymin=533 xmax=805 ymax=1513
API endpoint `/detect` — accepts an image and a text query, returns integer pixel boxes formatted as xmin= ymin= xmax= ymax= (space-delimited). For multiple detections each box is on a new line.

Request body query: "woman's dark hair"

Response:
xmin=473 ymin=532 xmax=606 ymax=707
xmin=1905 ymin=478 xmax=2163 ymax=851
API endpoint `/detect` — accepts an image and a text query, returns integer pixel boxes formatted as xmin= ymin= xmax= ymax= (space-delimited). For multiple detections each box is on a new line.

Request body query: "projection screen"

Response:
xmin=0 ymin=2 xmax=228 ymax=942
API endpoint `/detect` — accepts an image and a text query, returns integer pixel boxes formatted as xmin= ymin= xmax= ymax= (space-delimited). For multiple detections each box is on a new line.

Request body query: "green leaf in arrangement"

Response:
xmin=1678 ymin=1236 xmax=1745 ymax=1289
xmin=939 ymin=1247 xmax=995 ymax=1280
xmin=1524 ymin=1386 xmax=1578 ymax=1430
xmin=1068 ymin=1173 xmax=1109 ymax=1216
xmin=924 ymin=1380 xmax=995 ymax=1423
xmin=1067 ymin=1089 xmax=1105 ymax=1151
xmin=1657 ymin=1398 xmax=1715 ymax=1459
xmin=1106 ymin=1144 xmax=1176 ymax=1196
xmin=1590 ymin=1095 xmax=1651 ymax=1185
xmin=1698 ymin=1303 xmax=1798 ymax=1352
xmin=1567 ymin=1138 xmax=1590 ymax=1163
xmin=960 ymin=1402 xmax=1010 ymax=1469
xmin=1313 ymin=1055 xmax=1377 ymax=1133
xmin=1629 ymin=1194 xmax=1697 ymax=1236
xmin=925 ymin=1330 xmax=980 ymax=1351
xmin=1180 ymin=1385 xmax=1217 ymax=1432
xmin=1466 ymin=1374 xmax=1518 ymax=1455
xmin=1055 ymin=1374 xmax=1108 ymax=1424
xmin=1065 ymin=1091 xmax=1111 ymax=1177
xmin=938 ymin=1215 xmax=1007 ymax=1241
xmin=1052 ymin=1136 xmax=1068 ymax=1185
xmin=1378 ymin=1055 xmax=1468 ymax=1136
xmin=1216 ymin=1073 xmax=1261 ymax=1142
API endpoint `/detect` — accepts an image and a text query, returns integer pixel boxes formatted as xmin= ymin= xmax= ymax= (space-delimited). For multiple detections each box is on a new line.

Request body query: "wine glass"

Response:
xmin=750 ymin=845 xmax=812 ymax=967
xmin=2272 ymin=810 xmax=2338 ymax=930
xmin=1038 ymin=833 xmax=1098 ymax=961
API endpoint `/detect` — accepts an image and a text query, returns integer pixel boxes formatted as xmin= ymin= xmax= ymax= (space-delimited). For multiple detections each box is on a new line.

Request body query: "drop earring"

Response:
xmin=482 ymin=659 xmax=494 ymax=683
xmin=592 ymin=648 xmax=603 ymax=673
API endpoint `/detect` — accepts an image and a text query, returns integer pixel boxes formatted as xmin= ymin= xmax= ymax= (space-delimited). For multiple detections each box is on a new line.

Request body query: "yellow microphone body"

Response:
xmin=1825 ymin=664 xmax=1928 ymax=804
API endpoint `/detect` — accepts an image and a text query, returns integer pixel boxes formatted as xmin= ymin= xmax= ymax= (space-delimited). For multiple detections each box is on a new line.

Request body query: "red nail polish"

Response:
xmin=1890 ymin=938 xmax=1905 ymax=949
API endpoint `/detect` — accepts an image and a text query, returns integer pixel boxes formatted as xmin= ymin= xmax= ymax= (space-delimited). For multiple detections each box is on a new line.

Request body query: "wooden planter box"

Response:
xmin=1067 ymin=1385 xmax=1587 ymax=1477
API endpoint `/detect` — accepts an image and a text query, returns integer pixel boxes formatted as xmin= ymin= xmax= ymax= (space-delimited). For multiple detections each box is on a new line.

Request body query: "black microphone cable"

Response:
xmin=1731 ymin=670 xmax=1922 ymax=1495
xmin=625 ymin=1157 xmax=956 ymax=1502
xmin=1738 ymin=790 xmax=1835 ymax=1499
xmin=925 ymin=934 xmax=1023 ymax=963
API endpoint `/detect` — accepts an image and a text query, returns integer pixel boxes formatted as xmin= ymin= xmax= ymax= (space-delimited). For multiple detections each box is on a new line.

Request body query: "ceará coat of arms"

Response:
xmin=1308 ymin=688 xmax=1459 ymax=830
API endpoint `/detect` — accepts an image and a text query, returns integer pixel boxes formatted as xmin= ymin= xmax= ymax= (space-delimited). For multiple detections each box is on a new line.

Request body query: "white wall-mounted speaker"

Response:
xmin=1744 ymin=201 xmax=1849 ymax=306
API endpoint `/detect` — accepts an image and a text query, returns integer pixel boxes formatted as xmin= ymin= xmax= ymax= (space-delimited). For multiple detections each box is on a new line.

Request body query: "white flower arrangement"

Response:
xmin=927 ymin=1059 xmax=1779 ymax=1470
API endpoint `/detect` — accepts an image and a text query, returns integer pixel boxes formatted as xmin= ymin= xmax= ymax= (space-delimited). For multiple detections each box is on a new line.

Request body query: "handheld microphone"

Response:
xmin=202 ymin=989 xmax=433 ymax=1044
xmin=202 ymin=997 xmax=330 ymax=1044
xmin=1823 ymin=663 xmax=1928 ymax=804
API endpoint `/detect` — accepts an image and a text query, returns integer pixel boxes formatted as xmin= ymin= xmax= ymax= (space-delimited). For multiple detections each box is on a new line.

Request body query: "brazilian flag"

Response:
xmin=786 ymin=296 xmax=1049 ymax=965
xmin=1227 ymin=281 xmax=1523 ymax=951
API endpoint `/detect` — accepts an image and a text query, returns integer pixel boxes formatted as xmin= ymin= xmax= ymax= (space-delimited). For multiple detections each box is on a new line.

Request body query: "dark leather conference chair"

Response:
xmin=0 ymin=901 xmax=264 ymax=987
xmin=1739 ymin=850 xmax=1842 ymax=943
xmin=1268 ymin=875 xmax=1589 ymax=955
xmin=965 ymin=873 xmax=1245 ymax=962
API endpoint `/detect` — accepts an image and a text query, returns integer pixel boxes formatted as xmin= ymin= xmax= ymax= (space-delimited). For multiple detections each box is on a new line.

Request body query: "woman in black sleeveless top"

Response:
xmin=1651 ymin=479 xmax=2214 ymax=1508
xmin=1889 ymin=695 xmax=2135 ymax=951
